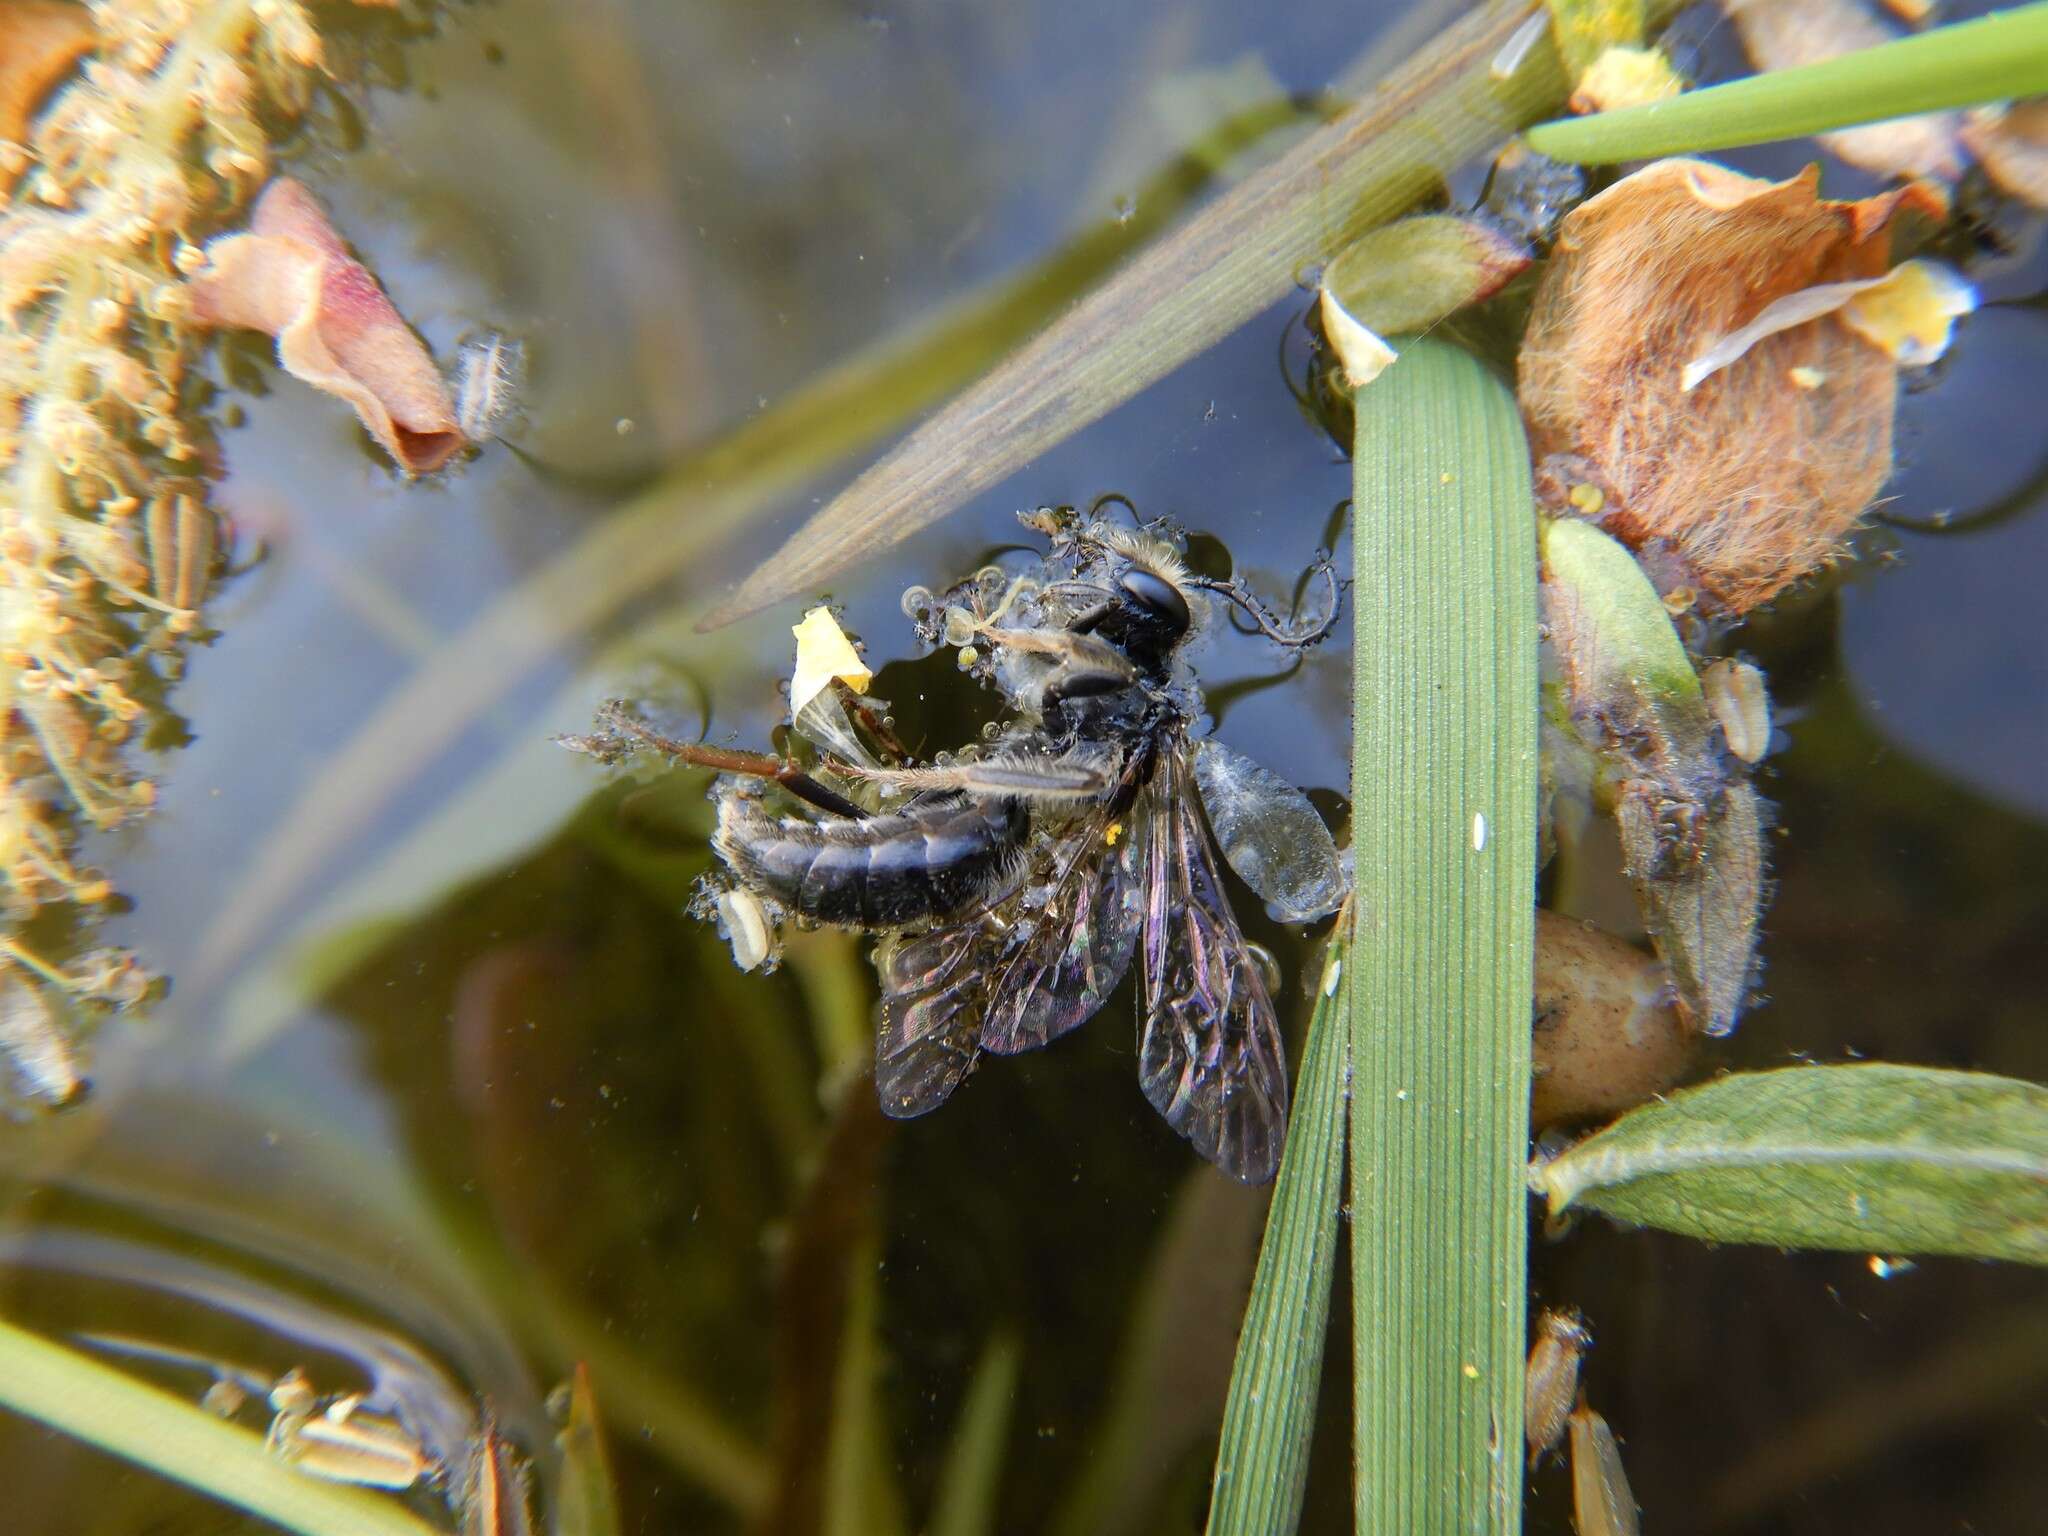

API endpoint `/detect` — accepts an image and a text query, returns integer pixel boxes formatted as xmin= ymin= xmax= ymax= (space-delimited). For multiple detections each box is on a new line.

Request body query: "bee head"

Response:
xmin=1103 ymin=559 xmax=1194 ymax=671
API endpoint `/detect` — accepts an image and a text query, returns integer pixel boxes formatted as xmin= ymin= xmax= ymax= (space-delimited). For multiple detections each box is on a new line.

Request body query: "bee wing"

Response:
xmin=1137 ymin=744 xmax=1290 ymax=1184
xmin=874 ymin=914 xmax=1014 ymax=1118
xmin=1191 ymin=738 xmax=1346 ymax=923
xmin=979 ymin=807 xmax=1144 ymax=1056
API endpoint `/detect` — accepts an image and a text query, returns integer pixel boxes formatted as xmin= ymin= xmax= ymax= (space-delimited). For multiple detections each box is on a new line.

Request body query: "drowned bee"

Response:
xmin=581 ymin=506 xmax=1345 ymax=1183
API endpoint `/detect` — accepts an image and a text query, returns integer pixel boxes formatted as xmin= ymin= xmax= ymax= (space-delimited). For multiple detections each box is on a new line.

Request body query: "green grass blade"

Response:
xmin=0 ymin=1317 xmax=441 ymax=1536
xmin=1533 ymin=1063 xmax=2048 ymax=1264
xmin=1526 ymin=0 xmax=2048 ymax=162
xmin=1205 ymin=922 xmax=1352 ymax=1536
xmin=928 ymin=1331 xmax=1022 ymax=1536
xmin=1349 ymin=337 xmax=1539 ymax=1534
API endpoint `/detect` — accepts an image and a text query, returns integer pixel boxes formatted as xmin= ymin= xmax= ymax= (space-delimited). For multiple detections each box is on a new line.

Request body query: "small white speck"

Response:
xmin=1471 ymin=812 xmax=1488 ymax=852
xmin=1321 ymin=955 xmax=1342 ymax=997
xmin=1395 ymin=1089 xmax=1409 ymax=1102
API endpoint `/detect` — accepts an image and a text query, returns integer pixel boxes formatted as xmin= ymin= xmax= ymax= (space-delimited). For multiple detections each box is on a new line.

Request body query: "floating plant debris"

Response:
xmin=0 ymin=2 xmax=482 ymax=1104
xmin=1961 ymin=95 xmax=2048 ymax=207
xmin=187 ymin=176 xmax=464 ymax=475
xmin=1681 ymin=257 xmax=1974 ymax=389
xmin=786 ymin=604 xmax=871 ymax=716
xmin=1524 ymin=1308 xmax=1594 ymax=1466
xmin=453 ymin=333 xmax=525 ymax=443
xmin=1530 ymin=910 xmax=1698 ymax=1125
xmin=1318 ymin=287 xmax=1397 ymax=389
xmin=1569 ymin=1401 xmax=1642 ymax=1536
xmin=1569 ymin=45 xmax=1685 ymax=113
xmin=0 ymin=4 xmax=96 ymax=166
xmin=1320 ymin=214 xmax=1532 ymax=338
xmin=1538 ymin=516 xmax=1767 ymax=1037
xmin=1520 ymin=158 xmax=1945 ymax=616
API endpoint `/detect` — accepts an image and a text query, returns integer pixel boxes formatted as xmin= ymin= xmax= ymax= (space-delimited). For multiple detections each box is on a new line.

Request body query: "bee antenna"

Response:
xmin=1193 ymin=557 xmax=1341 ymax=648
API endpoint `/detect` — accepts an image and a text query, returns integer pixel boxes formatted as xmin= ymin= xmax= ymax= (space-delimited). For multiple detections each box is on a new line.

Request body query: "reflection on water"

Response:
xmin=0 ymin=0 xmax=2044 ymax=1532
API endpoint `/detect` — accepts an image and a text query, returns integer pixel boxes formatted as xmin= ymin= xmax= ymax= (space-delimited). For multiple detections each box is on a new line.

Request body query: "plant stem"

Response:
xmin=1525 ymin=0 xmax=2048 ymax=162
xmin=1348 ymin=337 xmax=1538 ymax=1534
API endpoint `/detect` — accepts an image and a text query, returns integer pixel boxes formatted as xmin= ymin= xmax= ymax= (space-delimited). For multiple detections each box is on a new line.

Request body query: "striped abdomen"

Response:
xmin=714 ymin=789 xmax=1027 ymax=927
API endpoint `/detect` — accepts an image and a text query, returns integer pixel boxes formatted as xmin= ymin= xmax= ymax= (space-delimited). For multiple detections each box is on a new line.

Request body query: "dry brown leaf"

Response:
xmin=1727 ymin=0 xmax=1963 ymax=184
xmin=0 ymin=1 xmax=95 ymax=170
xmin=1962 ymin=97 xmax=2048 ymax=209
xmin=186 ymin=177 xmax=462 ymax=474
xmin=1519 ymin=158 xmax=1941 ymax=615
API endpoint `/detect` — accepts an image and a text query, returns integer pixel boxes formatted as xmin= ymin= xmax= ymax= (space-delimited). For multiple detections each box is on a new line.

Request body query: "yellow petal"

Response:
xmin=1840 ymin=258 xmax=1977 ymax=366
xmin=789 ymin=605 xmax=871 ymax=716
xmin=1570 ymin=45 xmax=1683 ymax=114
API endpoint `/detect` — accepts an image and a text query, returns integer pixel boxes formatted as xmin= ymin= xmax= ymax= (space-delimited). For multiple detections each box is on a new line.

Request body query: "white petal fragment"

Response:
xmin=1682 ymin=259 xmax=1975 ymax=391
xmin=1319 ymin=285 xmax=1398 ymax=390
xmin=788 ymin=605 xmax=872 ymax=717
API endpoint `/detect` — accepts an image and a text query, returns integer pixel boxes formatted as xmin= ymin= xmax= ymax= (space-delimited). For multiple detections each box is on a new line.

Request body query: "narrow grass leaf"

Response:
xmin=1205 ymin=918 xmax=1352 ymax=1536
xmin=1533 ymin=1063 xmax=2048 ymax=1264
xmin=0 ymin=1317 xmax=441 ymax=1536
xmin=1349 ymin=337 xmax=1539 ymax=1534
xmin=928 ymin=1331 xmax=1022 ymax=1536
xmin=705 ymin=0 xmax=1711 ymax=628
xmin=554 ymin=1363 xmax=624 ymax=1536
xmin=1525 ymin=0 xmax=2048 ymax=163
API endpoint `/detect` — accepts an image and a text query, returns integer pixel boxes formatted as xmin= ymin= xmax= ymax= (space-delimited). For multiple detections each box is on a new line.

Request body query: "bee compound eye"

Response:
xmin=1118 ymin=567 xmax=1190 ymax=633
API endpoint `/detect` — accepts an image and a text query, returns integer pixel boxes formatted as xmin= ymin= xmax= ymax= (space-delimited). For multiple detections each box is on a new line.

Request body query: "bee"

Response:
xmin=592 ymin=506 xmax=1344 ymax=1183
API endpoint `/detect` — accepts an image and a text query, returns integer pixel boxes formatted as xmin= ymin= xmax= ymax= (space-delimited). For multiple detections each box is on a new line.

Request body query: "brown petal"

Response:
xmin=0 ymin=2 xmax=94 ymax=159
xmin=1518 ymin=158 xmax=1942 ymax=615
xmin=187 ymin=178 xmax=462 ymax=474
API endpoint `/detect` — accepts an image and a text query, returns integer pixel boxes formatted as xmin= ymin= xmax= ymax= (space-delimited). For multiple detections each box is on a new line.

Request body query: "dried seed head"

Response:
xmin=145 ymin=281 xmax=192 ymax=323
xmin=1525 ymin=1309 xmax=1594 ymax=1467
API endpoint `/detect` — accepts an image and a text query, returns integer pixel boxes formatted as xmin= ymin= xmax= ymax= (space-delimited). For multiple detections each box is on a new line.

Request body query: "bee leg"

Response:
xmin=1041 ymin=662 xmax=1135 ymax=712
xmin=1063 ymin=600 xmax=1113 ymax=635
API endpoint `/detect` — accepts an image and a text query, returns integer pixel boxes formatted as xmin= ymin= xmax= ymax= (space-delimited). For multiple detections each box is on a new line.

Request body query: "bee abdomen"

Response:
xmin=715 ymin=789 xmax=1026 ymax=927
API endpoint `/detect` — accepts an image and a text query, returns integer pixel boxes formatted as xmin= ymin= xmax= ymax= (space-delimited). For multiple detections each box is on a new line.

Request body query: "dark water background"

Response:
xmin=1 ymin=0 xmax=2045 ymax=1531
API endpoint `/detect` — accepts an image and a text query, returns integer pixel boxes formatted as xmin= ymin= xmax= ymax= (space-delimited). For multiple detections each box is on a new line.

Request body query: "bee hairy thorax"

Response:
xmin=712 ymin=783 xmax=1031 ymax=928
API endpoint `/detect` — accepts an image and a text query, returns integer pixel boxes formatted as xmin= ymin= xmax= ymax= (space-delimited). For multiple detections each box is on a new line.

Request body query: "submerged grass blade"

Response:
xmin=1349 ymin=337 xmax=1539 ymax=1534
xmin=553 ymin=1363 xmax=624 ymax=1536
xmin=703 ymin=0 xmax=1669 ymax=628
xmin=928 ymin=1331 xmax=1022 ymax=1536
xmin=1525 ymin=0 xmax=2048 ymax=162
xmin=1205 ymin=916 xmax=1352 ymax=1536
xmin=1532 ymin=1063 xmax=2048 ymax=1264
xmin=0 ymin=1317 xmax=441 ymax=1536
